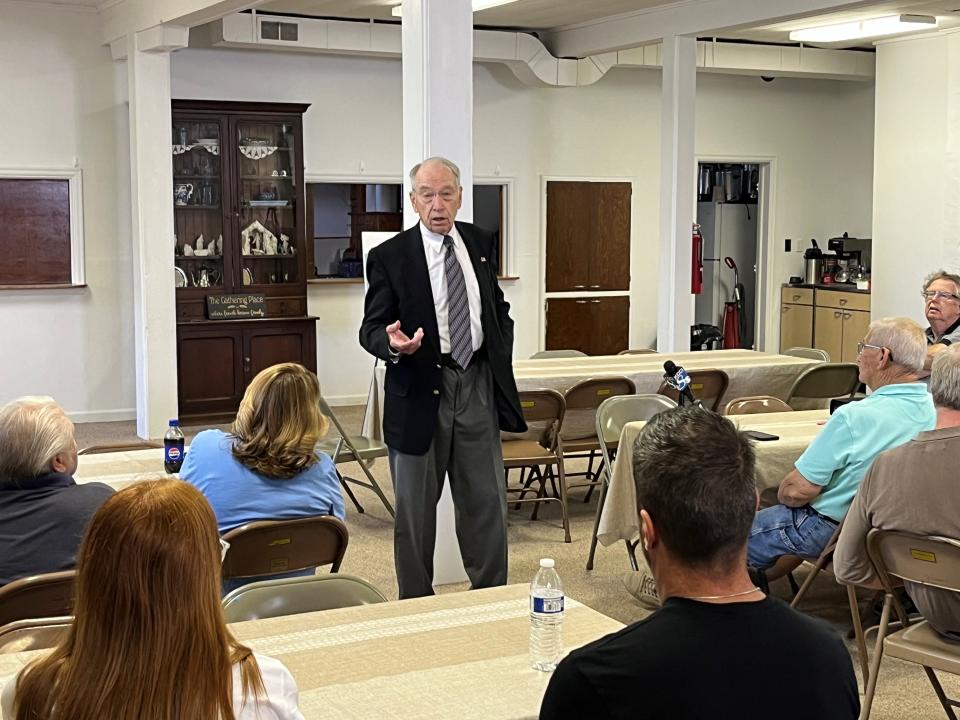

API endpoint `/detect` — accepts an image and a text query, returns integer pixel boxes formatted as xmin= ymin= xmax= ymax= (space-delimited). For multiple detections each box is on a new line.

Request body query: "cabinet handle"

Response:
xmin=843 ymin=312 xmax=852 ymax=319
xmin=792 ymin=294 xmax=801 ymax=301
xmin=834 ymin=311 xmax=841 ymax=318
xmin=589 ymin=285 xmax=601 ymax=289
xmin=573 ymin=285 xmax=586 ymax=289
xmin=591 ymin=299 xmax=601 ymax=304
xmin=575 ymin=300 xmax=588 ymax=304
xmin=839 ymin=298 xmax=847 ymax=305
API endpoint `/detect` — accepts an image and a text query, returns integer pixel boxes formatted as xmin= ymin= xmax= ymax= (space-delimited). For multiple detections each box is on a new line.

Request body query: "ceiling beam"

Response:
xmin=539 ymin=0 xmax=879 ymax=58
xmin=100 ymin=0 xmax=266 ymax=47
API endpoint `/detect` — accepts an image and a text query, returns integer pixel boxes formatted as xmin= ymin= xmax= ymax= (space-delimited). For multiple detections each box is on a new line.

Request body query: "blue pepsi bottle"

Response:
xmin=164 ymin=419 xmax=185 ymax=474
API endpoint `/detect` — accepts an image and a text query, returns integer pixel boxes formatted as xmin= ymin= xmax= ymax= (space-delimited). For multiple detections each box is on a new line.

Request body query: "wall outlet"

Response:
xmin=784 ymin=238 xmax=791 ymax=253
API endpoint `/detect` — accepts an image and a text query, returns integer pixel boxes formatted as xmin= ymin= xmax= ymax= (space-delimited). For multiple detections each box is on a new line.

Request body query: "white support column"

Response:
xmin=126 ymin=30 xmax=184 ymax=438
xmin=400 ymin=0 xmax=474 ymax=586
xmin=401 ymin=0 xmax=474 ymax=223
xmin=657 ymin=34 xmax=697 ymax=352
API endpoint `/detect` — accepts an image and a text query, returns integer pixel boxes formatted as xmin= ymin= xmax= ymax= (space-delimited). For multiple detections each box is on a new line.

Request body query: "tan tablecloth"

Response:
xmin=363 ymin=350 xmax=820 ymax=439
xmin=596 ymin=409 xmax=829 ymax=548
xmin=0 ymin=585 xmax=622 ymax=720
xmin=73 ymin=448 xmax=174 ymax=491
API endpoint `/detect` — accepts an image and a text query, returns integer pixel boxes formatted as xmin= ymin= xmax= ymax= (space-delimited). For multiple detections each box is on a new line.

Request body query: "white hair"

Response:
xmin=0 ymin=396 xmax=75 ymax=483
xmin=867 ymin=317 xmax=927 ymax=373
xmin=408 ymin=157 xmax=461 ymax=189
xmin=931 ymin=346 xmax=960 ymax=411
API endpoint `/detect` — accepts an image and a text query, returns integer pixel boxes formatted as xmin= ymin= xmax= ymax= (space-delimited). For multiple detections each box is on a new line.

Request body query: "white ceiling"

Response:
xmin=257 ymin=0 xmax=960 ymax=48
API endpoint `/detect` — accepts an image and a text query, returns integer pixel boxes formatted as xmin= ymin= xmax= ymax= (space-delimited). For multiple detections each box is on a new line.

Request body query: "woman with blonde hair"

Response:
xmin=180 ymin=363 xmax=344 ymax=589
xmin=1 ymin=480 xmax=304 ymax=720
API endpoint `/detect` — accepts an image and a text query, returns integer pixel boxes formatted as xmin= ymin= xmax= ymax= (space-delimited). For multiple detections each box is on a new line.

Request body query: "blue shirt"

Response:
xmin=180 ymin=429 xmax=345 ymax=533
xmin=796 ymin=383 xmax=935 ymax=522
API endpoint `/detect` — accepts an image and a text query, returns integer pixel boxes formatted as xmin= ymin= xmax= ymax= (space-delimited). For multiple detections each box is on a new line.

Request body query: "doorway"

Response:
xmin=693 ymin=162 xmax=767 ymax=350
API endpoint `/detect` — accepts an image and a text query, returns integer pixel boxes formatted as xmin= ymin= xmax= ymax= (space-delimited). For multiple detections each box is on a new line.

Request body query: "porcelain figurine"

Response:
xmin=195 ymin=234 xmax=205 ymax=252
xmin=264 ymin=234 xmax=278 ymax=256
xmin=279 ymin=234 xmax=290 ymax=256
xmin=215 ymin=234 xmax=223 ymax=255
xmin=183 ymin=243 xmax=194 ymax=257
xmin=241 ymin=234 xmax=251 ymax=256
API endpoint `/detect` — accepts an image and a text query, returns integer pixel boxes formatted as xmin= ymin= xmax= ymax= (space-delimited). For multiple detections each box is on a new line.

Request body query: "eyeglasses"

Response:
xmin=921 ymin=290 xmax=960 ymax=302
xmin=414 ymin=189 xmax=458 ymax=203
xmin=857 ymin=340 xmax=893 ymax=362
xmin=219 ymin=538 xmax=230 ymax=564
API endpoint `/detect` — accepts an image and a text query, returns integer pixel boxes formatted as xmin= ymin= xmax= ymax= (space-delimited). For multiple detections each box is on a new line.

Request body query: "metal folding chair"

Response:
xmin=222 ymin=573 xmax=387 ymax=622
xmin=785 ymin=363 xmax=860 ymax=408
xmin=316 ymin=396 xmax=395 ymax=517
xmin=724 ymin=395 xmax=794 ymax=415
xmin=530 ymin=349 xmax=588 ymax=359
xmin=585 ymin=393 xmax=676 ymax=571
xmin=783 ymin=346 xmax=831 ymax=362
xmin=0 ymin=570 xmax=75 ymax=628
xmin=0 ymin=616 xmax=72 ymax=654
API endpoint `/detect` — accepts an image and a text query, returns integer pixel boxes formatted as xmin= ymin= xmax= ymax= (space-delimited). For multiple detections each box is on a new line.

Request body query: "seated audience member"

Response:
xmin=747 ymin=318 xmax=935 ymax=575
xmin=181 ymin=362 xmax=345 ymax=533
xmin=1 ymin=480 xmax=303 ymax=720
xmin=0 ymin=396 xmax=113 ymax=586
xmin=921 ymin=270 xmax=960 ymax=372
xmin=835 ymin=345 xmax=960 ymax=638
xmin=539 ymin=407 xmax=858 ymax=720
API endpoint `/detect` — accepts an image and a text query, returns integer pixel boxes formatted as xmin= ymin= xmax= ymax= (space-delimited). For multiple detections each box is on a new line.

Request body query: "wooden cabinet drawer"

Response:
xmin=265 ymin=297 xmax=306 ymax=317
xmin=781 ymin=287 xmax=813 ymax=306
xmin=815 ymin=289 xmax=870 ymax=313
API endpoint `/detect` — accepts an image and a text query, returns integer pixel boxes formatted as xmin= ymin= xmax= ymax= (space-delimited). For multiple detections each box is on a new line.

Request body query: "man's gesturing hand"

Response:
xmin=387 ymin=320 xmax=423 ymax=355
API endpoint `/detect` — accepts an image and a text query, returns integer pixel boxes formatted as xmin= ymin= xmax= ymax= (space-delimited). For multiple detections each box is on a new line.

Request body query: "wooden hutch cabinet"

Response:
xmin=172 ymin=100 xmax=317 ymax=421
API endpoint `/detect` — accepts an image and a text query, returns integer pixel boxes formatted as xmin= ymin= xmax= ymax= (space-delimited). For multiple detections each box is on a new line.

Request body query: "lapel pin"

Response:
xmin=481 ymin=256 xmax=487 ymax=263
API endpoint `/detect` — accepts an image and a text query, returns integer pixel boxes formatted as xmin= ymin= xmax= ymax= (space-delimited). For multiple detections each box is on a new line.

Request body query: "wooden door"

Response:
xmin=841 ymin=310 xmax=871 ymax=363
xmin=589 ymin=296 xmax=630 ymax=355
xmin=545 ymin=182 xmax=590 ymax=292
xmin=779 ymin=304 xmax=813 ymax=351
xmin=244 ymin=319 xmax=318 ymax=383
xmin=545 ymin=298 xmax=594 ymax=353
xmin=177 ymin=324 xmax=245 ymax=417
xmin=814 ymin=306 xmax=844 ymax=364
xmin=592 ymin=183 xmax=631 ymax=290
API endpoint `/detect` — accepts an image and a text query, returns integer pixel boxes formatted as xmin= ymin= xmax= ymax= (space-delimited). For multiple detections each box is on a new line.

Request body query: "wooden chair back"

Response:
xmin=656 ymin=368 xmax=729 ymax=412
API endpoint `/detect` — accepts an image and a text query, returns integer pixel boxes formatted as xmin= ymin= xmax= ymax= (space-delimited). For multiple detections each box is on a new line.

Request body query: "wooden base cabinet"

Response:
xmin=779 ymin=287 xmax=814 ymax=350
xmin=177 ymin=318 xmax=317 ymax=420
xmin=814 ymin=289 xmax=870 ymax=363
xmin=545 ymin=296 xmax=629 ymax=356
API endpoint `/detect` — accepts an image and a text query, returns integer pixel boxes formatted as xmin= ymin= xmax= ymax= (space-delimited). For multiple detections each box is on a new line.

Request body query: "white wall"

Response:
xmin=0 ymin=11 xmax=875 ymax=417
xmin=0 ymin=3 xmax=134 ymax=421
xmin=872 ymin=33 xmax=951 ymax=324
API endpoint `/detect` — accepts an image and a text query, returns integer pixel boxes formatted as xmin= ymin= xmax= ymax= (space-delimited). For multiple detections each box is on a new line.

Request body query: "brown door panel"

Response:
xmin=590 ymin=296 xmax=630 ymax=355
xmin=592 ymin=183 xmax=631 ymax=290
xmin=177 ymin=328 xmax=245 ymax=416
xmin=545 ymin=181 xmax=591 ymax=292
xmin=545 ymin=298 xmax=594 ymax=354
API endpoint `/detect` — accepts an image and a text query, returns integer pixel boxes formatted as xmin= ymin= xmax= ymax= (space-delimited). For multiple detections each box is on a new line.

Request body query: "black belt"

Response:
xmin=812 ymin=508 xmax=839 ymax=525
xmin=440 ymin=344 xmax=485 ymax=370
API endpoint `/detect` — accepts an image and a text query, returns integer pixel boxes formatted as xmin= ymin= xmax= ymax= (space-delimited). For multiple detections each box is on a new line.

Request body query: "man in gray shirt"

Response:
xmin=922 ymin=270 xmax=960 ymax=373
xmin=835 ymin=345 xmax=960 ymax=638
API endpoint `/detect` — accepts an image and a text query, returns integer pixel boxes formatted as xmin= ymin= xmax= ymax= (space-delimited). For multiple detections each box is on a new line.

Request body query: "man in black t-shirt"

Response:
xmin=540 ymin=406 xmax=858 ymax=720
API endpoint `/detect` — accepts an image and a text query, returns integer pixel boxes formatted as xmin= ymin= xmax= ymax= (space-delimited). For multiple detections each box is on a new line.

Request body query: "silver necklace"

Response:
xmin=687 ymin=586 xmax=761 ymax=601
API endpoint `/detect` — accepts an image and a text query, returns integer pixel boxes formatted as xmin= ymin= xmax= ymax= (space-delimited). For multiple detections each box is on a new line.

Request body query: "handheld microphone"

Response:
xmin=663 ymin=360 xmax=697 ymax=406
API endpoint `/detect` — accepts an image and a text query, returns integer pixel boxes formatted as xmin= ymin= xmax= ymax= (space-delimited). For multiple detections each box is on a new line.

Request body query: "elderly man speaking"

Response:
xmin=922 ymin=270 xmax=960 ymax=372
xmin=747 ymin=318 xmax=935 ymax=577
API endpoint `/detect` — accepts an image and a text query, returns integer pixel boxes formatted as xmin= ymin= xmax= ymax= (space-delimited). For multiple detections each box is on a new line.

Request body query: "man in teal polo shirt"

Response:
xmin=747 ymin=317 xmax=935 ymax=574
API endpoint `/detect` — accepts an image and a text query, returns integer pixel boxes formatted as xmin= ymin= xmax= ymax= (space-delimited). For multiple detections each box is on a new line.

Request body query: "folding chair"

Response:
xmin=530 ymin=349 xmax=588 ymax=359
xmin=585 ymin=393 xmax=677 ymax=571
xmin=0 ymin=570 xmax=75 ymax=628
xmin=222 ymin=573 xmax=387 ymax=622
xmin=315 ymin=396 xmax=395 ymax=517
xmin=617 ymin=348 xmax=657 ymax=355
xmin=783 ymin=346 xmax=831 ymax=362
xmin=0 ymin=616 xmax=72 ymax=654
xmin=221 ymin=516 xmax=348 ymax=585
xmin=724 ymin=395 xmax=794 ymax=415
xmin=560 ymin=376 xmax=636 ymax=497
xmin=503 ymin=389 xmax=571 ymax=542
xmin=861 ymin=530 xmax=960 ymax=720
xmin=784 ymin=363 xmax=860 ymax=408
xmin=657 ymin=368 xmax=729 ymax=412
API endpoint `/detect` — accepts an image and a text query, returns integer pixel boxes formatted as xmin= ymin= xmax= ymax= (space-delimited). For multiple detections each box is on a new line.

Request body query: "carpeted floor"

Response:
xmin=75 ymin=408 xmax=960 ymax=718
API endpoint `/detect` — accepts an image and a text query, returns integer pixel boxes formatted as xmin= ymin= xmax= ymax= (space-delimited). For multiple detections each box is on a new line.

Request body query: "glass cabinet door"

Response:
xmin=235 ymin=120 xmax=299 ymax=287
xmin=172 ymin=119 xmax=225 ymax=291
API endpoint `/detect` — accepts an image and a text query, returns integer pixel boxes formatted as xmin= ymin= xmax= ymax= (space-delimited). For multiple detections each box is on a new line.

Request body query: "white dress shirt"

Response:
xmin=1 ymin=653 xmax=304 ymax=720
xmin=420 ymin=222 xmax=484 ymax=354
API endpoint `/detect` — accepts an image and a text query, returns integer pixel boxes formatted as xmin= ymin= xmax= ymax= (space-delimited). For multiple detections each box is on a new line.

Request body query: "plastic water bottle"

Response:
xmin=164 ymin=419 xmax=185 ymax=474
xmin=530 ymin=557 xmax=564 ymax=671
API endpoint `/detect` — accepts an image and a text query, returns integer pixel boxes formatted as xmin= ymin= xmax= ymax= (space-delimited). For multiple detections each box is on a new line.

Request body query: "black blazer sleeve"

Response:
xmin=358 ymin=246 xmax=396 ymax=362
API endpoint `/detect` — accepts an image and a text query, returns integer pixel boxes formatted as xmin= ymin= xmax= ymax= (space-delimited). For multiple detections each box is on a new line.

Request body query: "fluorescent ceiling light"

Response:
xmin=789 ymin=14 xmax=937 ymax=43
xmin=392 ymin=0 xmax=521 ymax=18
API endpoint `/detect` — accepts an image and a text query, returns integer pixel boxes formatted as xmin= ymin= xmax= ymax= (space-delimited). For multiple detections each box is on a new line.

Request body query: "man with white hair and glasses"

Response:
xmin=746 ymin=318 xmax=935 ymax=580
xmin=835 ymin=344 xmax=960 ymax=639
xmin=0 ymin=396 xmax=114 ymax=586
xmin=921 ymin=270 xmax=960 ymax=372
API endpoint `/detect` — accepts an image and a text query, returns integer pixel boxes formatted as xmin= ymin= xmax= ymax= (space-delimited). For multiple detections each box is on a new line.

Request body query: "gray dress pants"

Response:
xmin=388 ymin=356 xmax=508 ymax=599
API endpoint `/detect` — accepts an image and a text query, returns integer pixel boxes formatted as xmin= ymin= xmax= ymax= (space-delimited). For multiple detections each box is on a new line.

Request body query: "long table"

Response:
xmin=597 ymin=409 xmax=829 ymax=548
xmin=74 ymin=448 xmax=172 ymax=491
xmin=363 ymin=349 xmax=820 ymax=439
xmin=0 ymin=584 xmax=622 ymax=720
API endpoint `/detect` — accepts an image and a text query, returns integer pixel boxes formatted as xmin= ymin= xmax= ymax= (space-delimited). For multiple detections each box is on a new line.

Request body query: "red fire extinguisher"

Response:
xmin=691 ymin=223 xmax=704 ymax=294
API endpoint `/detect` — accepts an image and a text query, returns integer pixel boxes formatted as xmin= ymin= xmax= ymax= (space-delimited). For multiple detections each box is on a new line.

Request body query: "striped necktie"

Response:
xmin=443 ymin=235 xmax=473 ymax=369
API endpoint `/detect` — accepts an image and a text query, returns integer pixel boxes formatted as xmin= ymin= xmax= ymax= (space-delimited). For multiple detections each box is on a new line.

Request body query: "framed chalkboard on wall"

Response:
xmin=0 ymin=169 xmax=84 ymax=288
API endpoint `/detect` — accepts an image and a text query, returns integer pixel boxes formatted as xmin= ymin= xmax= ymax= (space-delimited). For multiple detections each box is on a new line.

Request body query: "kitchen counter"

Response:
xmin=784 ymin=282 xmax=870 ymax=295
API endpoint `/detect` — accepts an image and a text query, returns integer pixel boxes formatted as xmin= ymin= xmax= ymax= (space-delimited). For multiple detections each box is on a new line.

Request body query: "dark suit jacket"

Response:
xmin=359 ymin=221 xmax=526 ymax=454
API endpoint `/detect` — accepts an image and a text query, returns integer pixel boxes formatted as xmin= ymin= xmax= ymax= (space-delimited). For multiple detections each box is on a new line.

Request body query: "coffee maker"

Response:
xmin=828 ymin=233 xmax=864 ymax=284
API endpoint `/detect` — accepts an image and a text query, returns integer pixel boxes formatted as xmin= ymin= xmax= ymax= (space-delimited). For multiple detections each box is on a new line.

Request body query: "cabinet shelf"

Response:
xmin=175 ymin=255 xmax=222 ymax=260
xmin=241 ymin=255 xmax=298 ymax=261
xmin=175 ymin=205 xmax=221 ymax=211
xmin=174 ymin=175 xmax=221 ymax=180
xmin=241 ymin=175 xmax=294 ymax=181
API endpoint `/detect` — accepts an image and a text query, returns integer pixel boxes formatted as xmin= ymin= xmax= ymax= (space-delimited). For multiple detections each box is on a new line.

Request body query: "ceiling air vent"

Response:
xmin=259 ymin=19 xmax=299 ymax=43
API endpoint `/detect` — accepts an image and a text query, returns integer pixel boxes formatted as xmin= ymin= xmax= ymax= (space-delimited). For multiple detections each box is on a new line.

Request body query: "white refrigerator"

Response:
xmin=694 ymin=202 xmax=758 ymax=348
